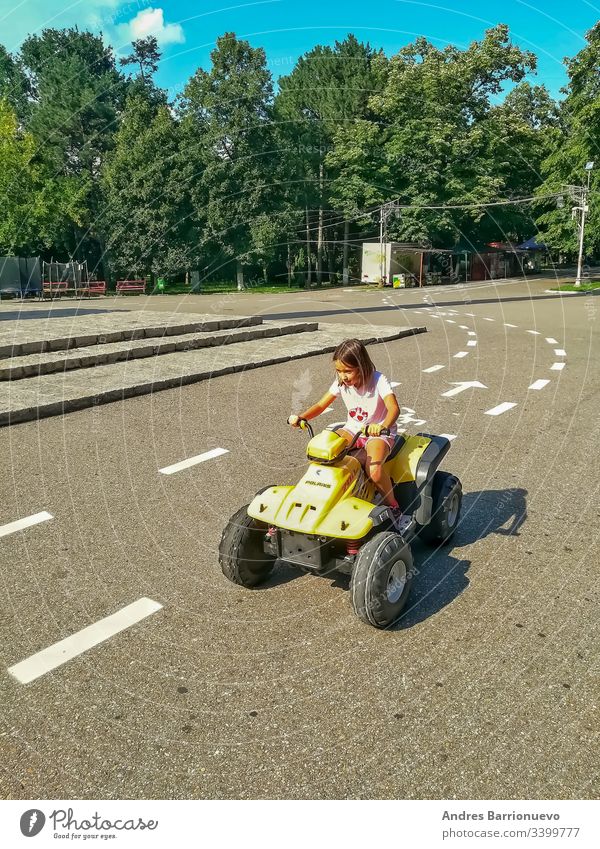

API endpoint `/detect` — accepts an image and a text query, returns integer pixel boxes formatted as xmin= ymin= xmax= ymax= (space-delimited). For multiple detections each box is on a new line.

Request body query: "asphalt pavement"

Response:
xmin=0 ymin=277 xmax=598 ymax=799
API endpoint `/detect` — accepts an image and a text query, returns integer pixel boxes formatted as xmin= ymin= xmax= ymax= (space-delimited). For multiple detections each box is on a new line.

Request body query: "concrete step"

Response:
xmin=0 ymin=323 xmax=426 ymax=426
xmin=0 ymin=321 xmax=318 ymax=380
xmin=0 ymin=312 xmax=262 ymax=358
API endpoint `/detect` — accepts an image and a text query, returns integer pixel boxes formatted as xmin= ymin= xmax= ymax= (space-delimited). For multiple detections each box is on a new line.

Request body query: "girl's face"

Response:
xmin=334 ymin=359 xmax=360 ymax=387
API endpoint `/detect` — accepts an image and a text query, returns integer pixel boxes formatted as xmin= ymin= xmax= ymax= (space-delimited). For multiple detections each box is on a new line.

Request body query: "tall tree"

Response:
xmin=536 ymin=22 xmax=600 ymax=257
xmin=275 ymin=35 xmax=385 ymax=283
xmin=19 ymin=28 xmax=126 ymax=268
xmin=0 ymin=46 xmax=29 ymax=120
xmin=0 ymin=99 xmax=80 ymax=254
xmin=119 ymin=36 xmax=161 ymax=85
xmin=102 ymin=92 xmax=192 ymax=278
xmin=179 ymin=32 xmax=278 ymax=288
xmin=369 ymin=25 xmax=538 ymax=245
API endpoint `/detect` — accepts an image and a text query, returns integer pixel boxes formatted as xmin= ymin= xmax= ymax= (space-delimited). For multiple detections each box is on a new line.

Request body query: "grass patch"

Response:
xmin=551 ymin=281 xmax=600 ymax=292
xmin=149 ymin=281 xmax=363 ymax=295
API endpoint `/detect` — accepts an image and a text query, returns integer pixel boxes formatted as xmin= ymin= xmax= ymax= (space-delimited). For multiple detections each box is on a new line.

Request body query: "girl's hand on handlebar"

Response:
xmin=365 ymin=424 xmax=390 ymax=437
xmin=288 ymin=414 xmax=301 ymax=428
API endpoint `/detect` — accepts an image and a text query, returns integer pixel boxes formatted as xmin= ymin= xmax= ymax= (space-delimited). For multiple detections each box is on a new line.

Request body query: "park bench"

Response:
xmin=85 ymin=281 xmax=106 ymax=297
xmin=116 ymin=279 xmax=146 ymax=295
xmin=42 ymin=281 xmax=70 ymax=299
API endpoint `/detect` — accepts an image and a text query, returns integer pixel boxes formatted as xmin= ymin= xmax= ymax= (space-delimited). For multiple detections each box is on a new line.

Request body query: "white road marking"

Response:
xmin=483 ymin=317 xmax=495 ymax=322
xmin=453 ymin=351 xmax=469 ymax=358
xmin=529 ymin=379 xmax=550 ymax=390
xmin=445 ymin=319 xmax=456 ymax=324
xmin=465 ymin=313 xmax=476 ymax=317
xmin=467 ymin=331 xmax=477 ymax=336
xmin=8 ymin=598 xmax=163 ymax=684
xmin=504 ymin=323 xmax=518 ymax=328
xmin=459 ymin=325 xmax=470 ymax=330
xmin=323 ymin=406 xmax=334 ymax=413
xmin=485 ymin=402 xmax=517 ymax=416
xmin=551 ymin=362 xmax=566 ymax=371
xmin=527 ymin=330 xmax=541 ymax=336
xmin=390 ymin=381 xmax=401 ymax=388
xmin=159 ymin=448 xmax=229 ymax=475
xmin=546 ymin=337 xmax=558 ymax=345
xmin=423 ymin=364 xmax=445 ymax=373
xmin=0 ymin=511 xmax=53 ymax=539
xmin=554 ymin=349 xmax=567 ymax=357
xmin=467 ymin=340 xmax=477 ymax=347
xmin=401 ymin=406 xmax=415 ymax=414
xmin=442 ymin=381 xmax=487 ymax=397
xmin=439 ymin=433 xmax=457 ymax=441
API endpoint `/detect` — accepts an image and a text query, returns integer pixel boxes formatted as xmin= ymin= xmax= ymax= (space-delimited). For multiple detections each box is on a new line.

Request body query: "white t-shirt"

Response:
xmin=328 ymin=371 xmax=397 ymax=435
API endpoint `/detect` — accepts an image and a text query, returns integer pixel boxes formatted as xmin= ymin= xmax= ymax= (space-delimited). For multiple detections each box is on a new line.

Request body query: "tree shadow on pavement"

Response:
xmin=393 ymin=486 xmax=528 ymax=630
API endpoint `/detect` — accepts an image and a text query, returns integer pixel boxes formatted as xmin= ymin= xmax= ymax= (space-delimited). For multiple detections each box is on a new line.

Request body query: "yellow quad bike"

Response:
xmin=219 ymin=421 xmax=462 ymax=629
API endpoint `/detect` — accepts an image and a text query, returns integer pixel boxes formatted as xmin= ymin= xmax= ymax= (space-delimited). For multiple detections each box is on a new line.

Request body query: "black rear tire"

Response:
xmin=420 ymin=471 xmax=462 ymax=545
xmin=350 ymin=531 xmax=414 ymax=628
xmin=219 ymin=505 xmax=276 ymax=587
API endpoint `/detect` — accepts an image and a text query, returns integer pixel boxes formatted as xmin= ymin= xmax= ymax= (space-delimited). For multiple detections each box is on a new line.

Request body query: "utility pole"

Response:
xmin=378 ymin=201 xmax=401 ymax=286
xmin=573 ymin=161 xmax=594 ymax=287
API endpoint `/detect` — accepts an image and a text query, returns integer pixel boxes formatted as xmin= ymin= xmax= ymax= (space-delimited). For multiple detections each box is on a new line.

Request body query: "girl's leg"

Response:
xmin=365 ymin=438 xmax=400 ymax=508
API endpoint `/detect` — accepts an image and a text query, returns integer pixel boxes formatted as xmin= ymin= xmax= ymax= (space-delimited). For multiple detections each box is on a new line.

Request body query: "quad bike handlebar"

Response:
xmin=287 ymin=416 xmax=390 ymax=454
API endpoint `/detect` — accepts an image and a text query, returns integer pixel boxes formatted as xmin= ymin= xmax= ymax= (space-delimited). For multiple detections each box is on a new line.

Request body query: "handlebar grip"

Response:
xmin=362 ymin=425 xmax=391 ymax=436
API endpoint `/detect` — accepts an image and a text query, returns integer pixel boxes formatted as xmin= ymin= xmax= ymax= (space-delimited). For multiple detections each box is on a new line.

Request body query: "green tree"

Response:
xmin=119 ymin=36 xmax=161 ymax=85
xmin=19 ymin=28 xmax=126 ymax=268
xmin=0 ymin=46 xmax=29 ymax=120
xmin=101 ymin=93 xmax=192 ymax=278
xmin=0 ymin=99 xmax=80 ymax=254
xmin=179 ymin=32 xmax=277 ymax=288
xmin=536 ymin=23 xmax=600 ymax=257
xmin=275 ymin=35 xmax=385 ymax=283
xmin=369 ymin=25 xmax=538 ymax=246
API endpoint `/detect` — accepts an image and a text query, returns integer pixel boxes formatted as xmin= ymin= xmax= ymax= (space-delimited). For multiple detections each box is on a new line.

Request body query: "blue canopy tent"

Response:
xmin=517 ymin=237 xmax=547 ymax=251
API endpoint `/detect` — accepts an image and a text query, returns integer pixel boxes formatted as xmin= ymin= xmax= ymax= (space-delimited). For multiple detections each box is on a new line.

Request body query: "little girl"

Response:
xmin=288 ymin=338 xmax=402 ymax=514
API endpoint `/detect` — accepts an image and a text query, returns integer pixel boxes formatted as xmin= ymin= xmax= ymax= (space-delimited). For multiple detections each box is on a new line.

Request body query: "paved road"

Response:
xmin=1 ymin=279 xmax=598 ymax=799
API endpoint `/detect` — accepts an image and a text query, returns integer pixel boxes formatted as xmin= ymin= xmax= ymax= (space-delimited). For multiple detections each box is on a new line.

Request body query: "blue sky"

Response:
xmin=1 ymin=0 xmax=598 ymax=99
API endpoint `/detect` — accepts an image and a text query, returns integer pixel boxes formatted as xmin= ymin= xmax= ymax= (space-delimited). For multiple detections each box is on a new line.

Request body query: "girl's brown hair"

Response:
xmin=333 ymin=339 xmax=375 ymax=389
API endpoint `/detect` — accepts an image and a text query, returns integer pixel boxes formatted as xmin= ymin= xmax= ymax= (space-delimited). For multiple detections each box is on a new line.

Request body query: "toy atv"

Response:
xmin=219 ymin=421 xmax=462 ymax=629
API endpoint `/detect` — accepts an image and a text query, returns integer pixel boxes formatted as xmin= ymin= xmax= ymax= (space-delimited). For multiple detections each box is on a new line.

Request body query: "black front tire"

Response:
xmin=420 ymin=471 xmax=462 ymax=545
xmin=219 ymin=505 xmax=275 ymax=587
xmin=350 ymin=531 xmax=414 ymax=628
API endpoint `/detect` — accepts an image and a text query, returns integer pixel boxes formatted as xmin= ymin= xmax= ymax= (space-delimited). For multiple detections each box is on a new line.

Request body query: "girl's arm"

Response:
xmin=289 ymin=391 xmax=337 ymax=426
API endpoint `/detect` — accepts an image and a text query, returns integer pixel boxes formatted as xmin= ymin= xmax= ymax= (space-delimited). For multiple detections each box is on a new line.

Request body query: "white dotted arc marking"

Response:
xmin=551 ymin=362 xmax=566 ymax=371
xmin=483 ymin=317 xmax=495 ymax=322
xmin=0 ymin=511 xmax=53 ymax=538
xmin=545 ymin=337 xmax=558 ymax=345
xmin=439 ymin=433 xmax=457 ymax=441
xmin=504 ymin=323 xmax=518 ymax=328
xmin=453 ymin=351 xmax=469 ymax=358
xmin=467 ymin=331 xmax=477 ymax=336
xmin=527 ymin=330 xmax=541 ymax=336
xmin=423 ymin=364 xmax=445 ymax=373
xmin=467 ymin=340 xmax=477 ymax=347
xmin=554 ymin=349 xmax=566 ymax=357
xmin=529 ymin=379 xmax=550 ymax=390
xmin=485 ymin=402 xmax=517 ymax=416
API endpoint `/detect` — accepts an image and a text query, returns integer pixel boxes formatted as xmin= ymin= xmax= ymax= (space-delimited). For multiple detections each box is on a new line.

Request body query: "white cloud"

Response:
xmin=0 ymin=0 xmax=123 ymax=51
xmin=116 ymin=8 xmax=185 ymax=49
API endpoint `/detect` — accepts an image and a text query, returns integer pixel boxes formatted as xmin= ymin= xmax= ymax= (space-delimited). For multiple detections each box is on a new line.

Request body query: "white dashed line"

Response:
xmin=504 ymin=323 xmax=518 ymax=328
xmin=459 ymin=325 xmax=470 ymax=330
xmin=439 ymin=433 xmax=457 ymax=441
xmin=467 ymin=340 xmax=477 ymax=347
xmin=0 ymin=511 xmax=53 ymax=539
xmin=453 ymin=351 xmax=469 ymax=358
xmin=442 ymin=381 xmax=487 ymax=397
xmin=554 ymin=349 xmax=566 ymax=357
xmin=467 ymin=331 xmax=477 ymax=336
xmin=465 ymin=313 xmax=476 ymax=317
xmin=8 ymin=598 xmax=163 ymax=684
xmin=423 ymin=365 xmax=445 ymax=373
xmin=527 ymin=330 xmax=541 ymax=336
xmin=529 ymin=379 xmax=550 ymax=390
xmin=159 ymin=448 xmax=229 ymax=475
xmin=485 ymin=402 xmax=517 ymax=416
xmin=445 ymin=319 xmax=456 ymax=324
xmin=545 ymin=337 xmax=558 ymax=345
xmin=551 ymin=362 xmax=566 ymax=371
xmin=483 ymin=317 xmax=495 ymax=322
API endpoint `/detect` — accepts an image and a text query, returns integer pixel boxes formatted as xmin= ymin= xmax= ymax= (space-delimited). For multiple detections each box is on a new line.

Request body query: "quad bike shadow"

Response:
xmin=389 ymin=486 xmax=528 ymax=629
